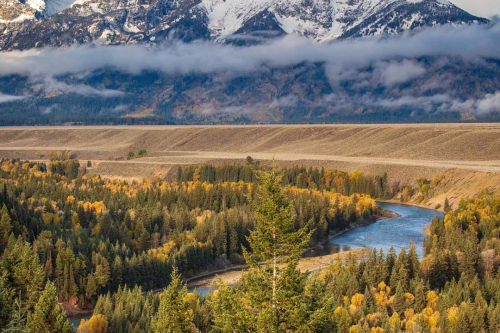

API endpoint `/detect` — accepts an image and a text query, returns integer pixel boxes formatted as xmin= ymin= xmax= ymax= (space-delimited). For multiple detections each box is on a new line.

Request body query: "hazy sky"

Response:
xmin=451 ymin=0 xmax=500 ymax=18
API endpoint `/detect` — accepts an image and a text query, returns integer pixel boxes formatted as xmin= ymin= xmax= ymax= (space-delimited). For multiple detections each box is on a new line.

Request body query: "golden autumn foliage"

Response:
xmin=66 ymin=195 xmax=75 ymax=205
xmin=349 ymin=325 xmax=364 ymax=333
xmin=77 ymin=314 xmax=109 ymax=333
xmin=1 ymin=160 xmax=15 ymax=172
xmin=182 ymin=292 xmax=200 ymax=311
xmin=349 ymin=293 xmax=364 ymax=320
xmin=389 ymin=312 xmax=401 ymax=331
xmin=77 ymin=201 xmax=107 ymax=214
xmin=426 ymin=291 xmax=439 ymax=310
xmin=147 ymin=241 xmax=176 ymax=262
xmin=447 ymin=305 xmax=459 ymax=325
xmin=404 ymin=292 xmax=415 ymax=306
xmin=374 ymin=282 xmax=391 ymax=308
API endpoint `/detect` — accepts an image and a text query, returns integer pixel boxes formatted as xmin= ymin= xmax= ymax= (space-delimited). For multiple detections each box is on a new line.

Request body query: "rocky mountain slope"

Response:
xmin=1 ymin=56 xmax=499 ymax=125
xmin=0 ymin=0 xmax=488 ymax=49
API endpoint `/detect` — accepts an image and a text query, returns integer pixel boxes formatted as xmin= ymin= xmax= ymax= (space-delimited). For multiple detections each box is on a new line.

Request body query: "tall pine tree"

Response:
xmin=151 ymin=269 xmax=196 ymax=333
xmin=0 ymin=205 xmax=12 ymax=251
xmin=242 ymin=164 xmax=313 ymax=332
xmin=27 ymin=282 xmax=74 ymax=333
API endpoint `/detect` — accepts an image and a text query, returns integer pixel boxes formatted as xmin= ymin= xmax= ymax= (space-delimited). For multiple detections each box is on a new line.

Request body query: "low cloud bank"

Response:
xmin=1 ymin=23 xmax=499 ymax=78
xmin=378 ymin=60 xmax=426 ymax=87
xmin=0 ymin=93 xmax=27 ymax=103
xmin=0 ymin=23 xmax=499 ymax=111
xmin=451 ymin=92 xmax=500 ymax=114
xmin=43 ymin=78 xmax=124 ymax=97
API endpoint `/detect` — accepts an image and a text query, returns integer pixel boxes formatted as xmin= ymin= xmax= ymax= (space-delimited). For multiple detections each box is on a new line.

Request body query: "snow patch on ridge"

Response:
xmin=45 ymin=0 xmax=81 ymax=16
xmin=0 ymin=13 xmax=35 ymax=23
xmin=202 ymin=0 xmax=274 ymax=38
xmin=25 ymin=0 xmax=45 ymax=12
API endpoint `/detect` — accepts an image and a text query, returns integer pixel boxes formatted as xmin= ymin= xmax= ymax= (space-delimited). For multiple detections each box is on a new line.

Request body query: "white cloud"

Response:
xmin=374 ymin=94 xmax=452 ymax=111
xmin=0 ymin=93 xmax=27 ymax=103
xmin=377 ymin=60 xmax=426 ymax=86
xmin=476 ymin=92 xmax=500 ymax=114
xmin=270 ymin=95 xmax=299 ymax=108
xmin=43 ymin=78 xmax=124 ymax=97
xmin=449 ymin=92 xmax=500 ymax=114
xmin=0 ymin=23 xmax=499 ymax=79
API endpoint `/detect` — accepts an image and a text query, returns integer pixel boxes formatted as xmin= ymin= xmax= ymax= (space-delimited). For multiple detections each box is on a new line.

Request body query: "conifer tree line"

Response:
xmin=0 ymin=158 xmax=379 ymax=332
xmin=178 ymin=164 xmax=391 ymax=199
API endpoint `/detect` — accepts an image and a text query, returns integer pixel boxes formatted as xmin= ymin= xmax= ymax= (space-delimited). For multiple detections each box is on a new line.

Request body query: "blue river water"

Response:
xmin=329 ymin=202 xmax=444 ymax=258
xmin=188 ymin=202 xmax=443 ymax=298
xmin=71 ymin=202 xmax=442 ymax=327
xmin=70 ymin=314 xmax=91 ymax=329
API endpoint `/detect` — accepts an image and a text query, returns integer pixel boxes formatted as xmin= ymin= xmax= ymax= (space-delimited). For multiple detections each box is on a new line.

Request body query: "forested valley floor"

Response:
xmin=1 ymin=157 xmax=499 ymax=333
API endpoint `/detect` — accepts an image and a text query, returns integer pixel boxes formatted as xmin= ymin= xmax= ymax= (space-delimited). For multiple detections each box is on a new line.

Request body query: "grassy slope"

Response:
xmin=0 ymin=124 xmax=499 ymax=207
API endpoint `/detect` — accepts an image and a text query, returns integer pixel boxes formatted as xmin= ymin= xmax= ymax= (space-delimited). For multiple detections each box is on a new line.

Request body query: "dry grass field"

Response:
xmin=0 ymin=124 xmax=499 ymax=207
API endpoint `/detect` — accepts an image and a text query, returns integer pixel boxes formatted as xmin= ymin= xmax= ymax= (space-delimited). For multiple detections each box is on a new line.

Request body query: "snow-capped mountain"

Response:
xmin=202 ymin=0 xmax=478 ymax=42
xmin=0 ymin=0 xmax=488 ymax=50
xmin=0 ymin=0 xmax=80 ymax=23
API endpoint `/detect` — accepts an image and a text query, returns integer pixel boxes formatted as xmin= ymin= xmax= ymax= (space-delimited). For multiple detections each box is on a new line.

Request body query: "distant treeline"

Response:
xmin=178 ymin=164 xmax=391 ymax=199
xmin=0 ymin=116 xmax=177 ymax=126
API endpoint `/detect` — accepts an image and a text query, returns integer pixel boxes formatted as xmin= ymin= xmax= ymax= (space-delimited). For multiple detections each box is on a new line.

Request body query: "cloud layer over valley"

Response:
xmin=1 ymin=23 xmax=499 ymax=78
xmin=0 ymin=23 xmax=499 ymax=119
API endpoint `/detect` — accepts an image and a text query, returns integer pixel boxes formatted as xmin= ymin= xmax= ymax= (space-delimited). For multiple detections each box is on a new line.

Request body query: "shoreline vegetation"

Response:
xmin=377 ymin=199 xmax=445 ymax=213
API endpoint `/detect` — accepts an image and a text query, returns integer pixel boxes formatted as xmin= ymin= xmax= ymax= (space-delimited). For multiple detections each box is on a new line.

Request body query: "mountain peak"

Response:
xmin=0 ymin=0 xmax=488 ymax=51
